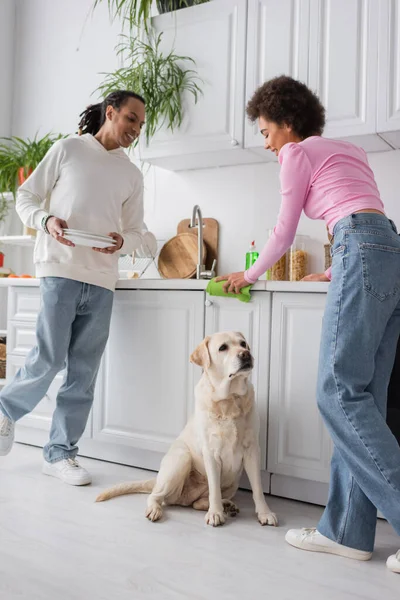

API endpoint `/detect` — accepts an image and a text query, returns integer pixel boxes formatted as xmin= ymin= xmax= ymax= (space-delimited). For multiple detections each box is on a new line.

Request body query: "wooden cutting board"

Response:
xmin=158 ymin=233 xmax=207 ymax=279
xmin=177 ymin=218 xmax=219 ymax=274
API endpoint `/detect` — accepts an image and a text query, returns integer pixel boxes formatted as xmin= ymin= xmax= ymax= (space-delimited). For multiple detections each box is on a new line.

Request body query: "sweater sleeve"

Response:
xmin=244 ymin=143 xmax=313 ymax=284
xmin=119 ymin=174 xmax=145 ymax=254
xmin=16 ymin=139 xmax=65 ymax=231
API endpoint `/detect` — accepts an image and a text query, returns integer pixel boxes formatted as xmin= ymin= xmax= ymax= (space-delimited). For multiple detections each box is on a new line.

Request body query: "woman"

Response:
xmin=0 ymin=90 xmax=150 ymax=486
xmin=217 ymin=76 xmax=400 ymax=574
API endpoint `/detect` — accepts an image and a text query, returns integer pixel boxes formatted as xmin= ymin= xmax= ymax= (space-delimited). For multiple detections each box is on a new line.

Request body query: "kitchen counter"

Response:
xmin=0 ymin=277 xmax=330 ymax=292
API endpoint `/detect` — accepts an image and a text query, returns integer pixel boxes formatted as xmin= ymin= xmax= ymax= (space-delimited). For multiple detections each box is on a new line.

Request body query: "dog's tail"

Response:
xmin=95 ymin=478 xmax=156 ymax=502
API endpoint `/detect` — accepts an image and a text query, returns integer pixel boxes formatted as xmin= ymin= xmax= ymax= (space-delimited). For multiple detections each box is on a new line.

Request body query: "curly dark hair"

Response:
xmin=246 ymin=76 xmax=325 ymax=138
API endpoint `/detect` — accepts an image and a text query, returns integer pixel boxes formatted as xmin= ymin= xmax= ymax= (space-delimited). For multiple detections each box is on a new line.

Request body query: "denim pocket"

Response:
xmin=359 ymin=242 xmax=400 ymax=301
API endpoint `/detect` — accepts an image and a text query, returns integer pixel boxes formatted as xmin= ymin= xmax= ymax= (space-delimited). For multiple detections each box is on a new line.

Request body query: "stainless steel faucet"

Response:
xmin=190 ymin=204 xmax=217 ymax=279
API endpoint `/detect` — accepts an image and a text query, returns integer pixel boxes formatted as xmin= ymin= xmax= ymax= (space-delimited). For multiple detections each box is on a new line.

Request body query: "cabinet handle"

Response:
xmin=205 ymin=299 xmax=213 ymax=307
xmin=230 ymin=139 xmax=239 ymax=147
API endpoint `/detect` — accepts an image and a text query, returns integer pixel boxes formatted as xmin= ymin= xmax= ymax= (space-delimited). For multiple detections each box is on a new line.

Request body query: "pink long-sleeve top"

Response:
xmin=244 ymin=136 xmax=384 ymax=283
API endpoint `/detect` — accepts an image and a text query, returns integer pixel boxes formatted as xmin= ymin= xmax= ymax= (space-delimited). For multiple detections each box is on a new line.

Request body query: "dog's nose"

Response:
xmin=239 ymin=350 xmax=251 ymax=360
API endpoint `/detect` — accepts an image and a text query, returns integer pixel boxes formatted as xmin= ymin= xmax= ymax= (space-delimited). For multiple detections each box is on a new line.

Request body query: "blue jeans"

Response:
xmin=0 ymin=277 xmax=113 ymax=462
xmin=316 ymin=213 xmax=400 ymax=552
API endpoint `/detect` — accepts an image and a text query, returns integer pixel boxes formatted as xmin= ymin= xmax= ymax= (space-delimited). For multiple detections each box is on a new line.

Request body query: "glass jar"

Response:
xmin=288 ymin=235 xmax=308 ymax=281
xmin=266 ymin=229 xmax=286 ymax=281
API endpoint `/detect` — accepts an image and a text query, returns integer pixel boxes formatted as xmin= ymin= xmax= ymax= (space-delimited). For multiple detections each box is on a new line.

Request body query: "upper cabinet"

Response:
xmin=245 ymin=0 xmax=310 ymax=156
xmin=141 ymin=0 xmax=400 ymax=170
xmin=308 ymin=0 xmax=381 ymax=143
xmin=377 ymin=0 xmax=400 ymax=148
xmin=140 ymin=0 xmax=255 ymax=170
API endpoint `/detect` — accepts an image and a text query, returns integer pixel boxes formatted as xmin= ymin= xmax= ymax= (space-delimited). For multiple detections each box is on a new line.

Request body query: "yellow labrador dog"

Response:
xmin=96 ymin=332 xmax=278 ymax=528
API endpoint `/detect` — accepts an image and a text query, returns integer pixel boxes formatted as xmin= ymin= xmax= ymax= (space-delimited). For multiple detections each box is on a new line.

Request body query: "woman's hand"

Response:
xmin=46 ymin=217 xmax=75 ymax=247
xmin=93 ymin=232 xmax=124 ymax=255
xmin=301 ymin=273 xmax=330 ymax=282
xmin=215 ymin=271 xmax=250 ymax=294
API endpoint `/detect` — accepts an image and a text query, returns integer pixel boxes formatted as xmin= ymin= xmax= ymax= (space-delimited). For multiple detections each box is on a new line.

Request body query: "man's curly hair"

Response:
xmin=246 ymin=75 xmax=325 ymax=139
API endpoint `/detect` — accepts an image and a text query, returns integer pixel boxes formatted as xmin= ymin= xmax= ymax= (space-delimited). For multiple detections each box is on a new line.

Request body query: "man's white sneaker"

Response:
xmin=285 ymin=527 xmax=372 ymax=561
xmin=0 ymin=413 xmax=14 ymax=456
xmin=387 ymin=550 xmax=400 ymax=573
xmin=42 ymin=458 xmax=92 ymax=486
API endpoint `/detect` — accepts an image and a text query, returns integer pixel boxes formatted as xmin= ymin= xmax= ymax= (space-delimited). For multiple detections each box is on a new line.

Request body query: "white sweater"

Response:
xmin=16 ymin=134 xmax=145 ymax=291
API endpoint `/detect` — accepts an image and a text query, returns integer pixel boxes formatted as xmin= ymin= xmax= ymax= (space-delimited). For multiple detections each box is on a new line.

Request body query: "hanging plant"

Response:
xmin=95 ymin=30 xmax=202 ymax=144
xmin=93 ymin=0 xmax=209 ymax=30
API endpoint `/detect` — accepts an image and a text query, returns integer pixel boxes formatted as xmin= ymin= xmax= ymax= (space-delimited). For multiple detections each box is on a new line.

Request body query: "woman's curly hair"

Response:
xmin=246 ymin=75 xmax=325 ymax=139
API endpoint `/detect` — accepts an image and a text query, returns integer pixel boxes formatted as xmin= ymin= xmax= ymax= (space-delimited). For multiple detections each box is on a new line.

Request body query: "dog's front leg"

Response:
xmin=202 ymin=450 xmax=226 ymax=527
xmin=244 ymin=444 xmax=278 ymax=527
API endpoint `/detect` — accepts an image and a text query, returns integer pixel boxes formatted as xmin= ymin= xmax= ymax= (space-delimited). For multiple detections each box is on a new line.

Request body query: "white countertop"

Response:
xmin=0 ymin=277 xmax=329 ymax=293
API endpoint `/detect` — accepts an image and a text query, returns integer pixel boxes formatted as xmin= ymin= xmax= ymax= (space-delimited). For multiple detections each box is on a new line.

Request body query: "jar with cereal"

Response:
xmin=266 ymin=229 xmax=286 ymax=281
xmin=288 ymin=235 xmax=308 ymax=281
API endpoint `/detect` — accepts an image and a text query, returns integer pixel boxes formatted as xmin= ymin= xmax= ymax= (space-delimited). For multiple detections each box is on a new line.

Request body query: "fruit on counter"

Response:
xmin=20 ymin=274 xmax=33 ymax=278
xmin=7 ymin=274 xmax=19 ymax=278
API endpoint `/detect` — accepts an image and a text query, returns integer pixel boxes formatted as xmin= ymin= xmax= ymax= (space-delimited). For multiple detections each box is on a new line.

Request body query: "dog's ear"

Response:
xmin=190 ymin=337 xmax=211 ymax=369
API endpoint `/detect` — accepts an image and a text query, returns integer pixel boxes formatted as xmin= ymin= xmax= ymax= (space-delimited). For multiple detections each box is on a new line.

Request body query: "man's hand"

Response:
xmin=92 ymin=232 xmax=123 ymax=255
xmin=214 ymin=271 xmax=250 ymax=294
xmin=301 ymin=273 xmax=330 ymax=282
xmin=46 ymin=217 xmax=75 ymax=247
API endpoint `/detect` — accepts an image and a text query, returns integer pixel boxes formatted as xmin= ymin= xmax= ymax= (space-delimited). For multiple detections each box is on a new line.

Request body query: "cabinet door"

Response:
xmin=92 ymin=290 xmax=205 ymax=455
xmin=308 ymin=0 xmax=379 ymax=140
xmin=140 ymin=0 xmax=250 ymax=170
xmin=204 ymin=292 xmax=271 ymax=469
xmin=268 ymin=292 xmax=332 ymax=482
xmin=377 ymin=0 xmax=400 ymax=147
xmin=245 ymin=0 xmax=310 ymax=154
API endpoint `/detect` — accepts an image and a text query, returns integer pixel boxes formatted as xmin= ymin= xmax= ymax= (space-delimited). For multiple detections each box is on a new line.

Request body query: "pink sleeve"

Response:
xmin=244 ymin=143 xmax=312 ymax=284
xmin=324 ymin=266 xmax=332 ymax=280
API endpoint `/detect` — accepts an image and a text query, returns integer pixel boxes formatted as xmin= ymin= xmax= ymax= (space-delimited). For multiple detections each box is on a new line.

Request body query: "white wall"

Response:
xmin=2 ymin=0 xmax=400 ymax=278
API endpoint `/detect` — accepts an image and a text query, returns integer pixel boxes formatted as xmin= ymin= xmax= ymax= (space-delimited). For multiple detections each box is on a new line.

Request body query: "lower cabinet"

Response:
xmin=267 ymin=292 xmax=332 ymax=504
xmin=6 ymin=284 xmax=333 ymax=505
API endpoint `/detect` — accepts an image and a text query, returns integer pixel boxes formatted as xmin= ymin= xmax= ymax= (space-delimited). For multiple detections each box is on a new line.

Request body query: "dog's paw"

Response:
xmin=223 ymin=500 xmax=240 ymax=517
xmin=257 ymin=511 xmax=278 ymax=527
xmin=145 ymin=504 xmax=163 ymax=522
xmin=205 ymin=509 xmax=226 ymax=527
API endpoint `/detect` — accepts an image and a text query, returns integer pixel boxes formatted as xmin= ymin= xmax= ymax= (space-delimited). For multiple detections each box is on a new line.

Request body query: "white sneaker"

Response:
xmin=0 ymin=413 xmax=14 ymax=456
xmin=285 ymin=527 xmax=372 ymax=561
xmin=387 ymin=550 xmax=400 ymax=573
xmin=42 ymin=457 xmax=92 ymax=486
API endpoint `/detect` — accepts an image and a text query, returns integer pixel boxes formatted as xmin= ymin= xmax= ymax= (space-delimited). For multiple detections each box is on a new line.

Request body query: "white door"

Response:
xmin=245 ymin=0 xmax=310 ymax=155
xmin=204 ymin=292 xmax=271 ymax=469
xmin=140 ymin=0 xmax=250 ymax=170
xmin=377 ymin=0 xmax=400 ymax=148
xmin=308 ymin=0 xmax=380 ymax=141
xmin=92 ymin=290 xmax=205 ymax=462
xmin=268 ymin=292 xmax=332 ymax=482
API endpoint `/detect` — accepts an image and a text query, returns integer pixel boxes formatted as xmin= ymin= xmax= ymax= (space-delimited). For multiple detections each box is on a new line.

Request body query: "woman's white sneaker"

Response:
xmin=42 ymin=457 xmax=92 ymax=486
xmin=0 ymin=413 xmax=14 ymax=456
xmin=387 ymin=550 xmax=400 ymax=573
xmin=285 ymin=528 xmax=372 ymax=561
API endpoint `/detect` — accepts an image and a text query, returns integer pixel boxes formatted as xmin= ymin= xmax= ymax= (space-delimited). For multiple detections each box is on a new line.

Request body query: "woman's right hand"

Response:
xmin=46 ymin=217 xmax=75 ymax=247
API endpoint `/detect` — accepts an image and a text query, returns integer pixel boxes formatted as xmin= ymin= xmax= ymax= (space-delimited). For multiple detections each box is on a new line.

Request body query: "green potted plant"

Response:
xmin=96 ymin=30 xmax=202 ymax=144
xmin=0 ymin=133 xmax=65 ymax=236
xmin=94 ymin=0 xmax=209 ymax=30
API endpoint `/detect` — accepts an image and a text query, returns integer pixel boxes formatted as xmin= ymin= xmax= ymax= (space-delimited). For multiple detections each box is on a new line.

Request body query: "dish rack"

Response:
xmin=118 ymin=240 xmax=164 ymax=278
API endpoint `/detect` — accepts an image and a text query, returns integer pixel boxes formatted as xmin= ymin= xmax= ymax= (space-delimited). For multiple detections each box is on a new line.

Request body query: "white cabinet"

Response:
xmin=377 ymin=0 xmax=400 ymax=148
xmin=245 ymin=0 xmax=310 ymax=156
xmin=308 ymin=0 xmax=380 ymax=144
xmin=141 ymin=0 xmax=257 ymax=170
xmin=267 ymin=292 xmax=333 ymax=492
xmin=91 ymin=290 xmax=205 ymax=468
xmin=205 ymin=292 xmax=271 ymax=470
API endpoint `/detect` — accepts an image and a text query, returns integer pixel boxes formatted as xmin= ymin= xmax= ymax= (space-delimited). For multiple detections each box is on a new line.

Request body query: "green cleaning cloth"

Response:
xmin=206 ymin=278 xmax=253 ymax=303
